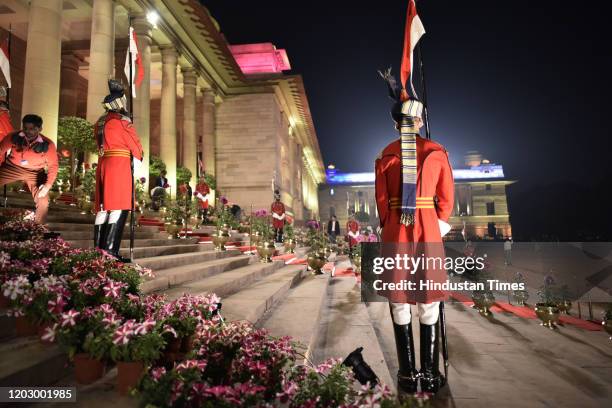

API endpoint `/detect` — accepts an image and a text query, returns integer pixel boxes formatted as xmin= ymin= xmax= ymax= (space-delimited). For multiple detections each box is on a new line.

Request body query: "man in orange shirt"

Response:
xmin=93 ymin=80 xmax=143 ymax=261
xmin=0 ymin=114 xmax=58 ymax=223
xmin=195 ymin=175 xmax=210 ymax=220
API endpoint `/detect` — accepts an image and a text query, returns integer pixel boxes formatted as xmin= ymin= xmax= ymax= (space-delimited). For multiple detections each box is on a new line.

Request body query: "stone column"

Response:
xmin=201 ymin=88 xmax=216 ymax=201
xmin=21 ymin=0 xmax=63 ymax=143
xmin=160 ymin=46 xmax=178 ymax=197
xmin=86 ymin=0 xmax=115 ymax=125
xmin=59 ymin=53 xmax=82 ymax=117
xmin=181 ymin=68 xmax=198 ymax=190
xmin=131 ymin=16 xmax=153 ymax=190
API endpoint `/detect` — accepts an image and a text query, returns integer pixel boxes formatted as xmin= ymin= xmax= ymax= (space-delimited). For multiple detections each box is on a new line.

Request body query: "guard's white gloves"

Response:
xmin=438 ymin=219 xmax=451 ymax=237
xmin=132 ymin=157 xmax=142 ymax=172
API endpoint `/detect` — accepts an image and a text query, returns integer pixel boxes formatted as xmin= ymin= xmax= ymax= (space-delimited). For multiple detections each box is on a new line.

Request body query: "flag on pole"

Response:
xmin=0 ymin=37 xmax=10 ymax=88
xmin=124 ymin=26 xmax=144 ymax=98
xmin=198 ymin=157 xmax=205 ymax=176
xmin=400 ymin=0 xmax=425 ymax=100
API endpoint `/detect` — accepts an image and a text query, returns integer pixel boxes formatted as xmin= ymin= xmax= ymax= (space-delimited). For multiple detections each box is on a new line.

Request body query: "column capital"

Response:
xmin=201 ymin=87 xmax=217 ymax=103
xmin=160 ymin=46 xmax=178 ymax=63
xmin=181 ymin=67 xmax=198 ymax=86
xmin=131 ymin=14 xmax=153 ymax=40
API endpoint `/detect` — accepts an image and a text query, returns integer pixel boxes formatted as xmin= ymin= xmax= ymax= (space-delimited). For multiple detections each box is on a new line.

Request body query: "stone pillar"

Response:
xmin=182 ymin=68 xmax=198 ymax=190
xmin=21 ymin=0 xmax=63 ymax=143
xmin=84 ymin=0 xmax=115 ymax=164
xmin=59 ymin=53 xmax=82 ymax=117
xmin=131 ymin=16 xmax=153 ymax=190
xmin=160 ymin=47 xmax=178 ymax=197
xmin=201 ymin=88 xmax=216 ymax=201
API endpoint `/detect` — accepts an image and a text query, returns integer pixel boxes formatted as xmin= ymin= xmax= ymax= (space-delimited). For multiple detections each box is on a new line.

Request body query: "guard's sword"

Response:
xmin=439 ymin=301 xmax=449 ymax=380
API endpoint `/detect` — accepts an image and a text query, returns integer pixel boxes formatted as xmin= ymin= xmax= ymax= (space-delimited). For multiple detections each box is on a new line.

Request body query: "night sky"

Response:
xmin=204 ymin=0 xmax=612 ymax=240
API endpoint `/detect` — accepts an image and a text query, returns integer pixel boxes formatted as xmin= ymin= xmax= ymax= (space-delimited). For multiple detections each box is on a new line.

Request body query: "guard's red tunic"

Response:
xmin=375 ymin=136 xmax=454 ymax=304
xmin=0 ymin=110 xmax=13 ymax=141
xmin=94 ymin=112 xmax=143 ymax=211
xmin=195 ymin=182 xmax=210 ymax=209
xmin=271 ymin=201 xmax=286 ymax=229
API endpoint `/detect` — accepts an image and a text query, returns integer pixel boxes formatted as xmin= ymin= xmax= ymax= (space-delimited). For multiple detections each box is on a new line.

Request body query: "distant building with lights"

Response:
xmin=318 ymin=151 xmax=516 ymax=239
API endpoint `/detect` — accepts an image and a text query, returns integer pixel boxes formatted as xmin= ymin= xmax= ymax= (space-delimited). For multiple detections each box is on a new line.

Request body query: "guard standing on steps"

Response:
xmin=271 ymin=189 xmax=286 ymax=243
xmin=93 ymin=79 xmax=143 ymax=262
xmin=374 ymin=1 xmax=454 ymax=396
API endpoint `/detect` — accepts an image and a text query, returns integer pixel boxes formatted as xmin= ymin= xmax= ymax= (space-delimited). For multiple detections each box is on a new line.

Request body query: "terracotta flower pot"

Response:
xmin=116 ymin=361 xmax=145 ymax=395
xmin=166 ymin=337 xmax=182 ymax=353
xmin=15 ymin=316 xmax=38 ymax=337
xmin=0 ymin=294 xmax=9 ymax=309
xmin=74 ymin=353 xmax=105 ymax=385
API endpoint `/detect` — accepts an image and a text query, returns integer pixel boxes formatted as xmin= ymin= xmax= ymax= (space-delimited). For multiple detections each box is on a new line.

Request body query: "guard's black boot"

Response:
xmin=393 ymin=322 xmax=419 ymax=394
xmin=94 ymin=223 xmax=109 ymax=250
xmin=104 ymin=211 xmax=131 ymax=263
xmin=419 ymin=322 xmax=446 ymax=394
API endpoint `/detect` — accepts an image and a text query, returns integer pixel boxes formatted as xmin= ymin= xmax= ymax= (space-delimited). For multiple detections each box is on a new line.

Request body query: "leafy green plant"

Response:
xmin=537 ymin=275 xmax=560 ymax=306
xmin=176 ymin=166 xmax=192 ymax=186
xmin=57 ymin=116 xmax=96 ymax=191
xmin=149 ymin=155 xmax=166 ymax=178
xmin=284 ymin=223 xmax=294 ymax=240
xmin=203 ymin=173 xmax=216 ymax=190
xmin=354 ymin=210 xmax=370 ymax=223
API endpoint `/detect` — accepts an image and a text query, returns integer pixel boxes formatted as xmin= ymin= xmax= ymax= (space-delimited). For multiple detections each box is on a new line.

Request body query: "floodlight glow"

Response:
xmin=146 ymin=11 xmax=159 ymax=27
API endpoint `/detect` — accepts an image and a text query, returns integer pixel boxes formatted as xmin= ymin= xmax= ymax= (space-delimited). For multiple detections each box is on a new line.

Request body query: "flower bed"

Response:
xmin=0 ymin=210 xmax=410 ymax=406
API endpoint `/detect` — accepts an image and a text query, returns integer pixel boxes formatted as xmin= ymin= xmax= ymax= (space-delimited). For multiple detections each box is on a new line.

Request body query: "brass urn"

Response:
xmin=472 ymin=291 xmax=496 ymax=316
xmin=78 ymin=196 xmax=93 ymax=214
xmin=307 ymin=252 xmax=326 ymax=275
xmin=534 ymin=303 xmax=560 ymax=329
xmin=250 ymin=231 xmax=263 ymax=246
xmin=212 ymin=224 xmax=231 ymax=251
xmin=165 ymin=223 xmax=180 ymax=239
xmin=556 ymin=300 xmax=572 ymax=315
xmin=512 ymin=289 xmax=529 ymax=306
xmin=284 ymin=238 xmax=296 ymax=254
xmin=352 ymin=254 xmax=362 ymax=274
xmin=257 ymin=240 xmax=275 ymax=263
xmin=48 ymin=190 xmax=59 ymax=204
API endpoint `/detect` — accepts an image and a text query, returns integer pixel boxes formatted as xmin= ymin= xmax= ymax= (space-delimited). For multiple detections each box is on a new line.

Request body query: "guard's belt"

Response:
xmin=101 ymin=149 xmax=131 ymax=158
xmin=389 ymin=196 xmax=435 ymax=209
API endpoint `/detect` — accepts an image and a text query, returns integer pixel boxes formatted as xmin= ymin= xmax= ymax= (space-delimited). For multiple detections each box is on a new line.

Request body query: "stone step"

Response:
xmin=47 ymin=222 xmax=160 ymax=233
xmin=0 ymin=337 xmax=69 ymax=388
xmin=258 ymin=273 xmax=330 ymax=363
xmin=310 ymin=276 xmax=396 ymax=393
xmin=67 ymin=237 xmax=197 ymax=249
xmin=57 ymin=230 xmax=168 ymax=241
xmin=141 ymin=254 xmax=252 ymax=293
xmin=161 ymin=259 xmax=287 ymax=301
xmin=118 ymin=244 xmax=207 ymax=259
xmin=136 ymin=249 xmax=242 ymax=272
xmin=45 ymin=213 xmax=95 ymax=224
xmin=221 ymin=264 xmax=309 ymax=324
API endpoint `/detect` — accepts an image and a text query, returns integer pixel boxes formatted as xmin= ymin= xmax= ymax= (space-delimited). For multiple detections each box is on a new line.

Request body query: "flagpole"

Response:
xmin=3 ymin=25 xmax=12 ymax=207
xmin=417 ymin=43 xmax=431 ymax=140
xmin=128 ymin=16 xmax=135 ymax=262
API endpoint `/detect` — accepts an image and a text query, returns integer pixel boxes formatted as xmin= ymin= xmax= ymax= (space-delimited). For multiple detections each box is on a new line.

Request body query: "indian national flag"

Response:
xmin=124 ymin=26 xmax=144 ymax=98
xmin=400 ymin=0 xmax=425 ymax=99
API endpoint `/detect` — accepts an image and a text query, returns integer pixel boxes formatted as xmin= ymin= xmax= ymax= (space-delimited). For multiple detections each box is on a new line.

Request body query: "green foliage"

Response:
xmin=284 ymin=223 xmax=294 ymax=240
xmin=537 ymin=276 xmax=560 ymax=306
xmin=203 ymin=173 xmax=216 ymax=190
xmin=57 ymin=116 xmax=96 ymax=154
xmin=149 ymin=155 xmax=166 ymax=178
xmin=77 ymin=168 xmax=96 ymax=199
xmin=354 ymin=211 xmax=370 ymax=223
xmin=52 ymin=166 xmax=71 ymax=191
xmin=177 ymin=166 xmax=192 ymax=186
xmin=215 ymin=203 xmax=239 ymax=230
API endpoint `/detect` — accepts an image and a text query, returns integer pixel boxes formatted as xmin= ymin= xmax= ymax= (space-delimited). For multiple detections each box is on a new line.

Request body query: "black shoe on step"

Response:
xmin=392 ymin=322 xmax=419 ymax=394
xmin=104 ymin=211 xmax=129 ymax=261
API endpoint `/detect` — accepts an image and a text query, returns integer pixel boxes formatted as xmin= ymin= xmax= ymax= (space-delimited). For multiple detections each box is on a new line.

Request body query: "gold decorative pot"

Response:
xmin=78 ymin=196 xmax=93 ymax=214
xmin=257 ymin=240 xmax=275 ymax=263
xmin=534 ymin=303 xmax=560 ymax=329
xmin=48 ymin=190 xmax=59 ymax=204
xmin=284 ymin=238 xmax=296 ymax=254
xmin=472 ymin=291 xmax=496 ymax=316
xmin=352 ymin=254 xmax=362 ymax=273
xmin=512 ymin=289 xmax=529 ymax=306
xmin=250 ymin=231 xmax=263 ymax=246
xmin=212 ymin=226 xmax=230 ymax=251
xmin=165 ymin=223 xmax=180 ymax=239
xmin=556 ymin=300 xmax=572 ymax=315
xmin=307 ymin=252 xmax=326 ymax=275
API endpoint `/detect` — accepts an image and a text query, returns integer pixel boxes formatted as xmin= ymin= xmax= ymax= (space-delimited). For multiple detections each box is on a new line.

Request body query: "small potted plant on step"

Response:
xmin=535 ymin=275 xmax=561 ymax=330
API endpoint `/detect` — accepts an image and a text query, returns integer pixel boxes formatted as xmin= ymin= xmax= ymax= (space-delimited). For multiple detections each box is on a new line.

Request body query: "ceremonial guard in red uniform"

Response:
xmin=93 ymin=80 xmax=143 ymax=261
xmin=0 ymin=114 xmax=58 ymax=223
xmin=271 ymin=189 xmax=286 ymax=243
xmin=346 ymin=216 xmax=360 ymax=251
xmin=374 ymin=1 xmax=453 ymax=395
xmin=195 ymin=175 xmax=211 ymax=219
